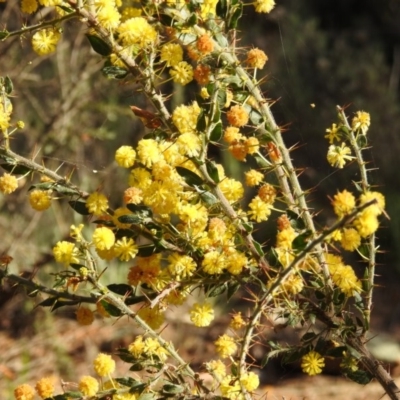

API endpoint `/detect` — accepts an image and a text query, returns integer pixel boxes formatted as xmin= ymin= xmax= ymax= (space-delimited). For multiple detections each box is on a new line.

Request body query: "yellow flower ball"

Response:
xmin=29 ymin=190 xmax=52 ymax=211
xmin=92 ymin=227 xmax=115 ymax=250
xmin=79 ymin=376 xmax=99 ymax=396
xmin=0 ymin=173 xmax=18 ymax=194
xmin=93 ymin=353 xmax=116 ymax=377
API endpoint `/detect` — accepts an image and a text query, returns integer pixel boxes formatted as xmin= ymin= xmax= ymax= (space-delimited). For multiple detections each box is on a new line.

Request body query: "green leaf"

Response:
xmin=250 ymin=110 xmax=263 ymax=126
xmin=266 ymin=247 xmax=280 ymax=268
xmin=344 ymin=369 xmax=373 ymax=385
xmin=356 ymin=134 xmax=368 ymax=148
xmin=291 ymin=230 xmax=312 ymax=252
xmin=86 ymin=34 xmax=112 ymax=56
xmin=228 ymin=2 xmax=243 ymax=29
xmin=227 ymin=282 xmax=240 ymax=301
xmin=252 ymin=240 xmax=265 ymax=257
xmin=301 ymin=332 xmax=317 ymax=343
xmin=130 ymin=362 xmax=145 ymax=371
xmin=196 ymin=109 xmax=207 ymax=132
xmin=4 ymin=76 xmax=13 ymax=94
xmin=129 ymin=382 xmax=147 ymax=393
xmin=206 ymin=283 xmax=226 ymax=297
xmin=0 ymin=31 xmax=9 ymax=40
xmin=0 ymin=163 xmax=31 ymax=175
xmin=118 ymin=214 xmax=141 ymax=224
xmin=162 ymin=384 xmax=184 ymax=395
xmin=100 ymin=301 xmax=122 ymax=317
xmin=115 ymin=377 xmax=137 ymax=387
xmin=68 ymin=200 xmax=91 ymax=215
xmin=137 ymin=244 xmax=159 ymax=257
xmin=326 ymin=345 xmax=347 ymax=358
xmin=282 ymin=347 xmax=309 ymax=364
xmin=216 ymin=0 xmax=228 ymax=17
xmin=198 ymin=190 xmax=219 ymax=205
xmin=206 ymin=160 xmax=220 ymax=183
xmin=176 ymin=166 xmax=204 ymax=186
xmin=210 ymin=122 xmax=223 ymax=142
xmin=212 ymin=102 xmax=221 ymax=123
xmin=102 ymin=65 xmax=129 ymax=79
xmin=186 ymin=12 xmax=198 ymax=26
xmin=107 ymin=283 xmax=133 ymax=296
xmin=286 ymin=209 xmax=306 ymax=230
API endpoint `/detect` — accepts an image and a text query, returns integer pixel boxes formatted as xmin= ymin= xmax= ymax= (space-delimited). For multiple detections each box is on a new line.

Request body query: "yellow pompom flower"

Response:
xmin=117 ymin=17 xmax=157 ymax=47
xmin=226 ymin=250 xmax=248 ymax=275
xmin=32 ymin=28 xmax=61 ymax=56
xmin=224 ymin=126 xmax=243 ymax=143
xmin=200 ymin=0 xmax=218 ymax=18
xmin=14 ymin=384 xmax=35 ymax=400
xmin=29 ymin=190 xmax=52 ymax=211
xmin=160 ymin=43 xmax=183 ymax=67
xmin=352 ymin=111 xmax=371 ymax=134
xmin=258 ymin=183 xmax=276 ymax=204
xmin=246 ymin=48 xmax=268 ymax=69
xmin=248 ymin=195 xmax=272 ymax=222
xmin=115 ymin=145 xmax=136 ymax=168
xmin=206 ymin=359 xmax=226 ymax=380
xmin=128 ymin=335 xmax=145 ymax=358
xmin=240 ymin=371 xmax=260 ymax=391
xmin=35 ymin=377 xmax=55 ymax=399
xmin=245 ymin=169 xmax=264 ymax=187
xmin=172 ymin=102 xmax=201 ymax=135
xmin=53 ymin=241 xmax=79 ymax=265
xmin=327 ymin=143 xmax=354 ymax=169
xmin=202 ymin=251 xmax=226 ymax=274
xmin=301 ymin=350 xmax=325 ymax=376
xmin=359 ymin=191 xmax=385 ymax=216
xmin=76 ymin=306 xmax=95 ymax=325
xmin=0 ymin=173 xmax=18 ymax=194
xmin=330 ymin=264 xmax=361 ymax=296
xmin=190 ymin=303 xmax=214 ymax=327
xmin=96 ymin=4 xmax=121 ymax=31
xmin=92 ymin=227 xmax=115 ymax=250
xmin=168 ymin=253 xmax=197 ymax=279
xmin=79 ymin=376 xmax=99 ymax=396
xmin=229 ymin=312 xmax=246 ymax=330
xmin=169 ymin=61 xmax=194 ymax=85
xmin=253 ymin=0 xmax=276 ymax=13
xmin=21 ymin=0 xmax=39 ymax=13
xmin=215 ymin=334 xmax=237 ymax=358
xmin=86 ymin=192 xmax=109 ymax=215
xmin=137 ymin=306 xmax=165 ymax=330
xmin=121 ymin=6 xmax=142 ymax=21
xmin=332 ymin=189 xmax=356 ymax=218
xmin=218 ymin=178 xmax=244 ymax=203
xmin=245 ymin=136 xmax=260 ymax=155
xmin=123 ymin=187 xmax=143 ymax=204
xmin=325 ymin=123 xmax=341 ymax=144
xmin=226 ymin=105 xmax=249 ymax=127
xmin=340 ymin=228 xmax=361 ymax=251
xmin=93 ymin=353 xmax=116 ymax=377
xmin=114 ymin=237 xmax=138 ymax=261
xmin=220 ymin=376 xmax=242 ymax=399
xmin=354 ymin=209 xmax=379 ymax=238
xmin=137 ymin=138 xmax=162 ymax=168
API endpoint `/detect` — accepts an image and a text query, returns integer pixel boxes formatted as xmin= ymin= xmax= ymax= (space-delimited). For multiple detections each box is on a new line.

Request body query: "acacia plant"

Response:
xmin=0 ymin=0 xmax=398 ymax=399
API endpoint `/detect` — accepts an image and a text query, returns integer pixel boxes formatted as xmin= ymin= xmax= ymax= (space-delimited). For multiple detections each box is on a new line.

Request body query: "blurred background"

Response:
xmin=1 ymin=0 xmax=400 ymax=398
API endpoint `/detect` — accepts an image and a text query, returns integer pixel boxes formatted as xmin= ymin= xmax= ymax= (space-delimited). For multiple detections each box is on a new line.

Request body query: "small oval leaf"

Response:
xmin=86 ymin=34 xmax=112 ymax=56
